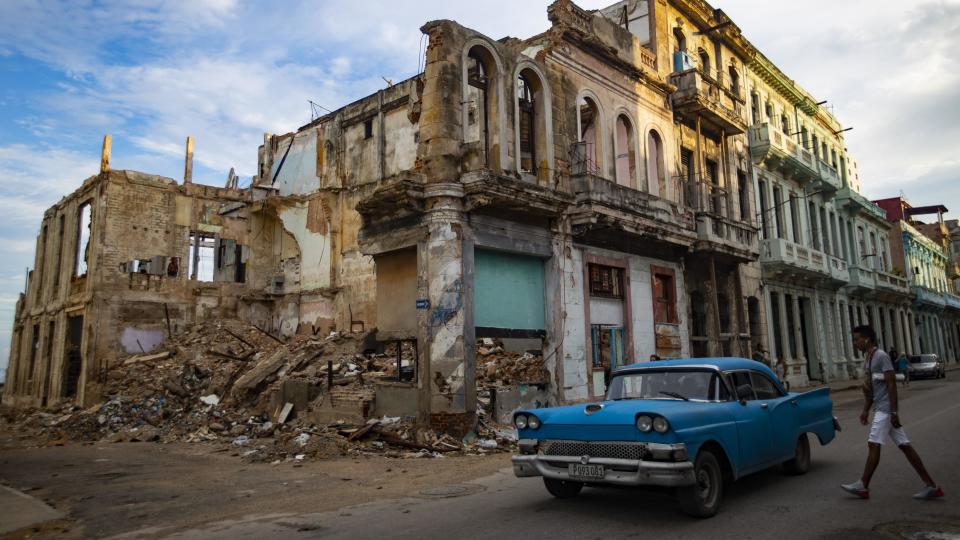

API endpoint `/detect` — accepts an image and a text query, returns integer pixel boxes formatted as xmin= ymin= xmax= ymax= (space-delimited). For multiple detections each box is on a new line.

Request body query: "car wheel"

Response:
xmin=678 ymin=450 xmax=722 ymax=518
xmin=543 ymin=478 xmax=583 ymax=498
xmin=783 ymin=434 xmax=811 ymax=475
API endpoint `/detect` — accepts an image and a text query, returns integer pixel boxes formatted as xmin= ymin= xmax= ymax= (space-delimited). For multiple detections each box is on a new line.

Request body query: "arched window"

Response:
xmin=673 ymin=27 xmax=686 ymax=52
xmin=750 ymin=92 xmax=760 ymax=125
xmin=698 ymin=48 xmax=710 ymax=76
xmin=517 ymin=73 xmax=536 ymax=174
xmin=780 ymin=113 xmax=790 ymax=134
xmin=646 ymin=129 xmax=666 ymax=198
xmin=764 ymin=101 xmax=774 ymax=122
xmin=728 ymin=65 xmax=740 ymax=95
xmin=614 ymin=115 xmax=636 ymax=188
xmin=812 ymin=134 xmax=820 ymax=158
xmin=465 ymin=50 xmax=490 ymax=160
xmin=578 ymin=96 xmax=601 ymax=174
xmin=801 ymin=126 xmax=809 ymax=149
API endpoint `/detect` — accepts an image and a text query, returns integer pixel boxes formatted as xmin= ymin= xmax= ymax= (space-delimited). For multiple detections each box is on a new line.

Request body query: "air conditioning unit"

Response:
xmin=673 ymin=51 xmax=694 ymax=73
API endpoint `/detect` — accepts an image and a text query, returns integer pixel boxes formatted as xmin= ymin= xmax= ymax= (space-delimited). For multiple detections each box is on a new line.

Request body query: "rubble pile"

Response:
xmin=2 ymin=320 xmax=516 ymax=461
xmin=476 ymin=338 xmax=549 ymax=386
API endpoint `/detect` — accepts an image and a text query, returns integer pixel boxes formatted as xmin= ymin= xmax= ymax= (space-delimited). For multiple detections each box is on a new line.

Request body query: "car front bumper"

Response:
xmin=512 ymin=452 xmax=696 ymax=487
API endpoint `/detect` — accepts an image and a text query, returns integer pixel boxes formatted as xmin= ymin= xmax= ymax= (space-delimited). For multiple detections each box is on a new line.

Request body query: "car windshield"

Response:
xmin=607 ymin=369 xmax=728 ymax=402
xmin=909 ymin=355 xmax=935 ymax=364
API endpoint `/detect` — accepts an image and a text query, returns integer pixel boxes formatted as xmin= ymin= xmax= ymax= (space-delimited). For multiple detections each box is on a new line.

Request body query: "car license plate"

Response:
xmin=568 ymin=463 xmax=604 ymax=481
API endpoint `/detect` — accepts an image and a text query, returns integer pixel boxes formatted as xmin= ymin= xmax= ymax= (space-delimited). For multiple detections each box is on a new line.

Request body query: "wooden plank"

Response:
xmin=232 ymin=349 xmax=287 ymax=392
xmin=276 ymin=402 xmax=294 ymax=424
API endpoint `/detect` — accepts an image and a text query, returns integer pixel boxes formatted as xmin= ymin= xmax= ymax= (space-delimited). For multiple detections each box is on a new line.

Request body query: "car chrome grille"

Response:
xmin=542 ymin=440 xmax=648 ymax=461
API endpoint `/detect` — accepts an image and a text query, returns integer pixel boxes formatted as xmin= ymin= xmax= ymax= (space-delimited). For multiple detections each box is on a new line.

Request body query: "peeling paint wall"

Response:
xmin=277 ymin=203 xmax=332 ymax=291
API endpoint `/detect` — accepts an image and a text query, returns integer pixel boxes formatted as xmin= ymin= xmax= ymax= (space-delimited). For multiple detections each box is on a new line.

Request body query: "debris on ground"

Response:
xmin=0 ymin=319 xmax=518 ymax=462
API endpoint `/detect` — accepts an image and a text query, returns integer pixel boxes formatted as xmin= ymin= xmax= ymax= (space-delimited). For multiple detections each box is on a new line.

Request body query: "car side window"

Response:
xmin=730 ymin=371 xmax=755 ymax=400
xmin=750 ymin=371 xmax=782 ymax=400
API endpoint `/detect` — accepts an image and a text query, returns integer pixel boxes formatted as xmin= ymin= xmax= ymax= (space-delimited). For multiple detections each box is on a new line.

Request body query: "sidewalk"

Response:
xmin=0 ymin=484 xmax=63 ymax=535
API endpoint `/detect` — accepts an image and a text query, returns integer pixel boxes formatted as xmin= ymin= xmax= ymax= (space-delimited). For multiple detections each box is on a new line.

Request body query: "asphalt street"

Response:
xmin=159 ymin=376 xmax=960 ymax=540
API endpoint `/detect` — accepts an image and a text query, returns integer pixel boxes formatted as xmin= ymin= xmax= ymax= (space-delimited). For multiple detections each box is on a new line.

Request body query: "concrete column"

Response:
xmin=100 ymin=134 xmax=111 ymax=174
xmin=791 ymin=295 xmax=807 ymax=378
xmin=416 ymin=184 xmax=475 ymax=434
xmin=777 ymin=290 xmax=792 ymax=362
xmin=184 ymin=136 xmax=194 ymax=184
xmin=764 ymin=289 xmax=780 ymax=360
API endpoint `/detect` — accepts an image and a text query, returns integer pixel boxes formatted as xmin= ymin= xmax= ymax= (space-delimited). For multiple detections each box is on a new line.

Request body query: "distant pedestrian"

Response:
xmin=752 ymin=344 xmax=769 ymax=367
xmin=775 ymin=356 xmax=790 ymax=391
xmin=841 ymin=325 xmax=943 ymax=500
xmin=896 ymin=351 xmax=910 ymax=387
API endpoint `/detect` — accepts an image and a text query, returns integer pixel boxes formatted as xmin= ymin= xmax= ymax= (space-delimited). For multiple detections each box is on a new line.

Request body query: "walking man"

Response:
xmin=841 ymin=325 xmax=944 ymax=500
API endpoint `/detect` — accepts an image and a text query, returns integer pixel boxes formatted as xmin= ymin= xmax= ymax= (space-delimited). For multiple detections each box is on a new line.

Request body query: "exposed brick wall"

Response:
xmin=429 ymin=411 xmax=475 ymax=438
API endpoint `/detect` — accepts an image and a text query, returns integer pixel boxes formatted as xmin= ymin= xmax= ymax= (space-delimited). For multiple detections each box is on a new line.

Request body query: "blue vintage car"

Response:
xmin=511 ymin=358 xmax=839 ymax=517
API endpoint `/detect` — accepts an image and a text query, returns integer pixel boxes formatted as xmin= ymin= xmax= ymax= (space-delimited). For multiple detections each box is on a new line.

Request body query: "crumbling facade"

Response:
xmin=5 ymin=138 xmax=251 ymax=407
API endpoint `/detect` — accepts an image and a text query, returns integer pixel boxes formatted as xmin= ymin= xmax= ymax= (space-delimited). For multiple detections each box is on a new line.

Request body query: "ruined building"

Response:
xmin=6 ymin=0 xmax=955 ymax=433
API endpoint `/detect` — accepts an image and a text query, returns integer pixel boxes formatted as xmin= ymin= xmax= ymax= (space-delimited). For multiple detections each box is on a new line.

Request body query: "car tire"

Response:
xmin=678 ymin=450 xmax=722 ymax=518
xmin=543 ymin=478 xmax=583 ymax=498
xmin=783 ymin=433 xmax=811 ymax=475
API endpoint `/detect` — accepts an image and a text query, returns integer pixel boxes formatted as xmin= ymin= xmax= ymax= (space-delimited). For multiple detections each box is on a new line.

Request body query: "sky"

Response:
xmin=1 ymin=0 xmax=958 ymax=381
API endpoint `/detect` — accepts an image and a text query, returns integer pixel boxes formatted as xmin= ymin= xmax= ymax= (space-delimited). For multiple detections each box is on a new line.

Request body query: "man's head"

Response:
xmin=852 ymin=325 xmax=877 ymax=352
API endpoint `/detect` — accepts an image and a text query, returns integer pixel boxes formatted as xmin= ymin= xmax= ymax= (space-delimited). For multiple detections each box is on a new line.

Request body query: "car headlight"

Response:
xmin=527 ymin=415 xmax=541 ymax=430
xmin=636 ymin=415 xmax=653 ymax=432
xmin=514 ymin=414 xmax=528 ymax=429
xmin=653 ymin=416 xmax=669 ymax=433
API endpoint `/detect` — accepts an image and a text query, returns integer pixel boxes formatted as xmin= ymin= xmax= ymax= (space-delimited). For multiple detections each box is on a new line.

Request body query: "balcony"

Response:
xmin=826 ymin=255 xmax=850 ymax=284
xmin=569 ymin=173 xmax=697 ymax=252
xmin=760 ymin=237 xmax=836 ymax=284
xmin=687 ymin=182 xmax=759 ymax=261
xmin=914 ymin=286 xmax=947 ymax=310
xmin=875 ymin=271 xmax=910 ymax=296
xmin=945 ymin=293 xmax=960 ymax=312
xmin=846 ymin=265 xmax=877 ymax=294
xmin=813 ymin=159 xmax=842 ymax=194
xmin=669 ymin=68 xmax=747 ymax=135
xmin=749 ymin=123 xmax=819 ymax=183
xmin=835 ymin=187 xmax=888 ymax=221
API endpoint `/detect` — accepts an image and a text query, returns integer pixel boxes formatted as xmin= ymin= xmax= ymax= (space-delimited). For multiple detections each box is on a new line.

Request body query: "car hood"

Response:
xmin=524 ymin=399 xmax=725 ymax=429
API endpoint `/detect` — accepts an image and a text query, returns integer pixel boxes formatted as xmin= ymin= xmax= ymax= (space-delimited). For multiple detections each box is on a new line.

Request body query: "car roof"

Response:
xmin=617 ymin=357 xmax=770 ymax=372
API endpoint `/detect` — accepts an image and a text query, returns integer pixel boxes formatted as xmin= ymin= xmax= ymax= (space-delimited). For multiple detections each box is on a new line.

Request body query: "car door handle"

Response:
xmin=790 ymin=399 xmax=798 ymax=406
xmin=760 ymin=403 xmax=768 ymax=409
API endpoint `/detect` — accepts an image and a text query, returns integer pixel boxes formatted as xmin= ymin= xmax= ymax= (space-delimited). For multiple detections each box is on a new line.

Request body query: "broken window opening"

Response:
xmin=363 ymin=119 xmax=373 ymax=140
xmin=63 ymin=315 xmax=83 ymax=398
xmin=589 ymin=264 xmax=623 ymax=299
xmin=614 ymin=114 xmax=637 ymax=188
xmin=54 ymin=214 xmax=65 ymax=294
xmin=518 ymin=73 xmax=537 ymax=174
xmin=29 ymin=323 xmax=40 ymax=384
xmin=577 ymin=95 xmax=600 ymax=175
xmin=74 ymin=202 xmax=92 ymax=278
xmin=35 ymin=225 xmax=47 ymax=303
xmin=646 ymin=130 xmax=666 ymax=199
xmin=189 ymin=232 xmax=216 ymax=282
xmin=465 ymin=50 xmax=491 ymax=163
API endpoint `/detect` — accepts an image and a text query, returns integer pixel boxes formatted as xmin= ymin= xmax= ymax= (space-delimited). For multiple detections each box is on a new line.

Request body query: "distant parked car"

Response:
xmin=511 ymin=358 xmax=839 ymax=518
xmin=909 ymin=354 xmax=945 ymax=379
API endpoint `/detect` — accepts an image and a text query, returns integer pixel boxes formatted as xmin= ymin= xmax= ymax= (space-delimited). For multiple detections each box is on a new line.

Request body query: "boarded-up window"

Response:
xmin=589 ymin=264 xmax=623 ymax=299
xmin=652 ymin=267 xmax=678 ymax=324
xmin=475 ymin=249 xmax=546 ymax=333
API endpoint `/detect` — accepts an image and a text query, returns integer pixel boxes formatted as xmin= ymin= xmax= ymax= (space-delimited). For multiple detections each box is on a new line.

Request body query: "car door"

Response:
xmin=729 ymin=371 xmax=774 ymax=473
xmin=751 ymin=370 xmax=796 ymax=463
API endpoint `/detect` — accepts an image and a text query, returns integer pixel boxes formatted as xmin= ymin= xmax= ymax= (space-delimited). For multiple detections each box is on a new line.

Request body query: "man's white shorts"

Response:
xmin=868 ymin=410 xmax=910 ymax=446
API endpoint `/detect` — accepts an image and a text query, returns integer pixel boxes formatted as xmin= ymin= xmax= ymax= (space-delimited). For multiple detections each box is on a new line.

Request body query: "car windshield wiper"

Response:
xmin=611 ymin=397 xmax=640 ymax=401
xmin=659 ymin=391 xmax=689 ymax=401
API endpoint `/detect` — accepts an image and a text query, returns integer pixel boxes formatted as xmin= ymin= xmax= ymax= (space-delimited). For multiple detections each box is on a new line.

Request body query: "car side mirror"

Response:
xmin=736 ymin=384 xmax=753 ymax=403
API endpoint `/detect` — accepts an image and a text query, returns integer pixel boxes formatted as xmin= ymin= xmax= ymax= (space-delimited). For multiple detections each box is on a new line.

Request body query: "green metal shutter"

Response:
xmin=474 ymin=249 xmax=546 ymax=332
